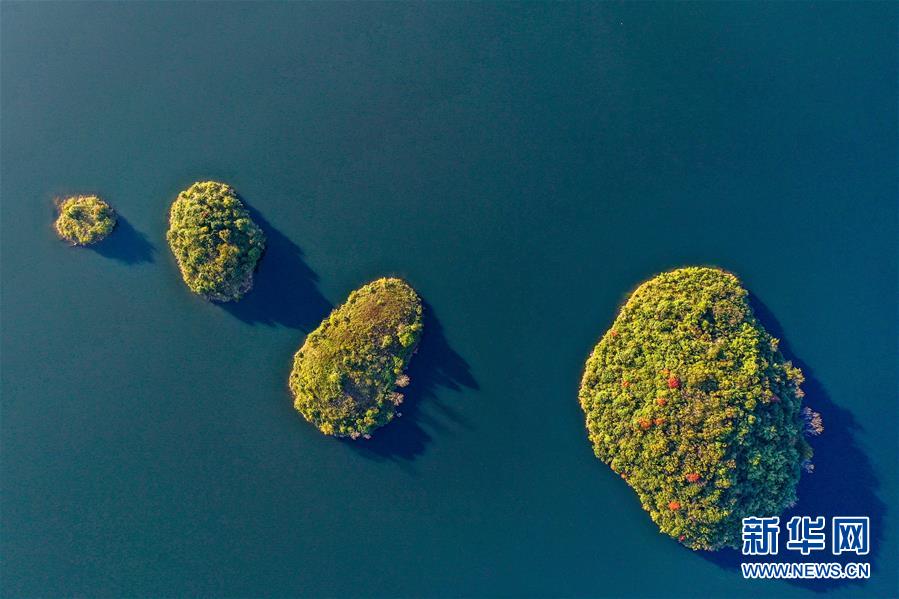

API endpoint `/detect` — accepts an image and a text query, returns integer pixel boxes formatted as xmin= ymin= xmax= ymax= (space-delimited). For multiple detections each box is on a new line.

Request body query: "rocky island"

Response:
xmin=578 ymin=267 xmax=821 ymax=550
xmin=166 ymin=181 xmax=266 ymax=302
xmin=54 ymin=195 xmax=117 ymax=246
xmin=290 ymin=277 xmax=423 ymax=439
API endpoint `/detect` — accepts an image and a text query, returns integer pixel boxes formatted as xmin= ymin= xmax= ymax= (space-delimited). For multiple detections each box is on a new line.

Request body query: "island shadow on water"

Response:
xmin=345 ymin=301 xmax=479 ymax=462
xmin=92 ymin=216 xmax=155 ymax=264
xmin=220 ymin=200 xmax=331 ymax=331
xmin=698 ymin=294 xmax=885 ymax=593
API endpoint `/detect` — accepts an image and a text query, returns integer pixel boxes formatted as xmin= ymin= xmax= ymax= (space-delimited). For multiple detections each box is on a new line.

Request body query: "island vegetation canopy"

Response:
xmin=166 ymin=181 xmax=266 ymax=302
xmin=54 ymin=195 xmax=116 ymax=246
xmin=290 ymin=277 xmax=423 ymax=439
xmin=579 ymin=267 xmax=819 ymax=550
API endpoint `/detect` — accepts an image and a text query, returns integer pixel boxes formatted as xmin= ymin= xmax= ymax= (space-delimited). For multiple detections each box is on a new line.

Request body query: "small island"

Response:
xmin=290 ymin=277 xmax=423 ymax=439
xmin=578 ymin=267 xmax=820 ymax=550
xmin=54 ymin=195 xmax=117 ymax=246
xmin=166 ymin=181 xmax=266 ymax=302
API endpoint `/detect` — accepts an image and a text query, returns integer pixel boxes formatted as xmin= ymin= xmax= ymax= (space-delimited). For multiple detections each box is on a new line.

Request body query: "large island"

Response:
xmin=290 ymin=278 xmax=423 ymax=439
xmin=579 ymin=267 xmax=820 ymax=550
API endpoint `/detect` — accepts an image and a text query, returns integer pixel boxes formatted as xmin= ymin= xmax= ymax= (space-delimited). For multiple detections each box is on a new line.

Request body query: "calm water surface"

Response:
xmin=2 ymin=3 xmax=896 ymax=597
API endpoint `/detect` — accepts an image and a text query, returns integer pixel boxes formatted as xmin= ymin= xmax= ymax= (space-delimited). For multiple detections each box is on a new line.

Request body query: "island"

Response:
xmin=166 ymin=181 xmax=266 ymax=302
xmin=54 ymin=195 xmax=116 ymax=246
xmin=289 ymin=277 xmax=423 ymax=439
xmin=578 ymin=267 xmax=821 ymax=550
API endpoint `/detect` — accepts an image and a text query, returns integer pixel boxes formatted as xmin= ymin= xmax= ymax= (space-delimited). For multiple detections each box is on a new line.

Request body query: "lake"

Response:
xmin=1 ymin=2 xmax=896 ymax=597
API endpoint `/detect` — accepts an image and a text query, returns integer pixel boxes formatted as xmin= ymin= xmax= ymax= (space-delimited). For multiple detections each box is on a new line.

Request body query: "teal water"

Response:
xmin=2 ymin=3 xmax=896 ymax=597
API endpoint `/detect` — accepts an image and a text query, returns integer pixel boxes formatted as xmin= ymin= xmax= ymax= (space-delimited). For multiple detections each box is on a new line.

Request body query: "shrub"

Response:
xmin=578 ymin=267 xmax=816 ymax=550
xmin=289 ymin=278 xmax=423 ymax=439
xmin=54 ymin=195 xmax=116 ymax=246
xmin=166 ymin=181 xmax=265 ymax=301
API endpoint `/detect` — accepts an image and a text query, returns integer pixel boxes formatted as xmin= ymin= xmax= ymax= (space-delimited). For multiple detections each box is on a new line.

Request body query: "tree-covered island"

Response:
xmin=290 ymin=277 xmax=423 ymax=439
xmin=579 ymin=267 xmax=821 ymax=550
xmin=166 ymin=181 xmax=266 ymax=302
xmin=54 ymin=195 xmax=117 ymax=246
